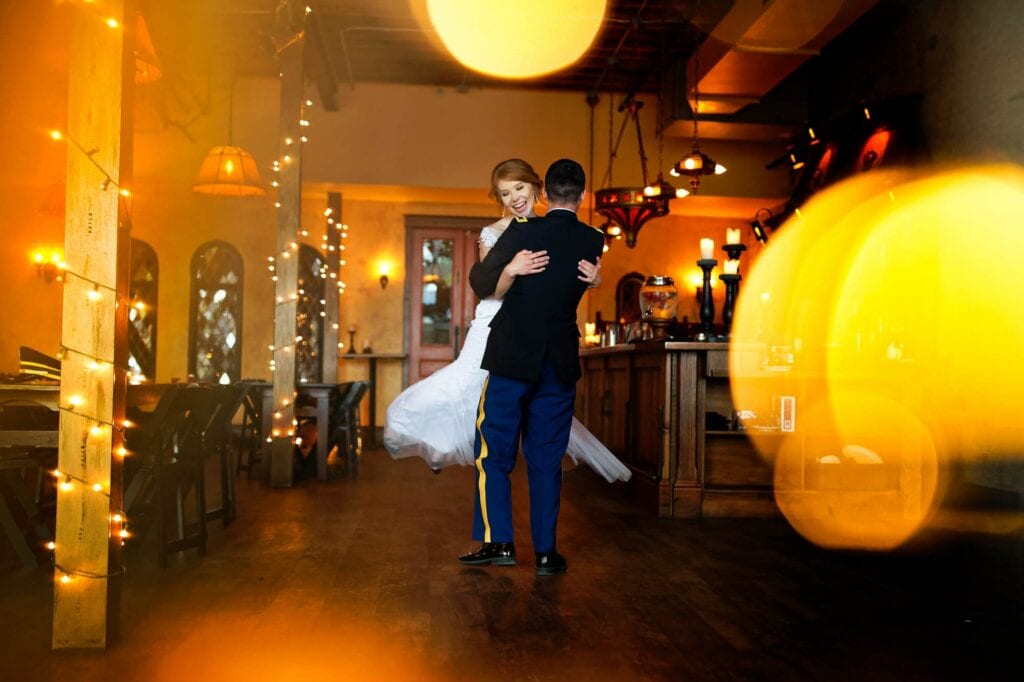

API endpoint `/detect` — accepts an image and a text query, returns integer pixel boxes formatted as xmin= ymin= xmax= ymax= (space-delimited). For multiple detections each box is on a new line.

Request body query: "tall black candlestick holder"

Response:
xmin=722 ymin=243 xmax=747 ymax=261
xmin=719 ymin=273 xmax=741 ymax=335
xmin=346 ymin=328 xmax=357 ymax=354
xmin=696 ymin=258 xmax=717 ymax=341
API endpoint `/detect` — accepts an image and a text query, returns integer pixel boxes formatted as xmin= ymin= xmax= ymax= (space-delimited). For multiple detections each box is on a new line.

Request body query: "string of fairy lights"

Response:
xmin=40 ymin=3 xmax=350 ymax=583
xmin=265 ymin=3 xmax=348 ymax=446
xmin=43 ymin=127 xmax=136 ymax=584
xmin=47 ymin=22 xmax=137 ymax=585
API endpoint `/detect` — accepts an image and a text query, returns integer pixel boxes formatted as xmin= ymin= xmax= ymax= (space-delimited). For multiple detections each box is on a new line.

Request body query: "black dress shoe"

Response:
xmin=458 ymin=542 xmax=516 ymax=566
xmin=535 ymin=551 xmax=568 ymax=575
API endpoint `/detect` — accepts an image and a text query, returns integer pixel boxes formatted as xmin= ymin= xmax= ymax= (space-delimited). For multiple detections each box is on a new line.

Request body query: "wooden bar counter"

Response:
xmin=577 ymin=341 xmax=775 ymax=518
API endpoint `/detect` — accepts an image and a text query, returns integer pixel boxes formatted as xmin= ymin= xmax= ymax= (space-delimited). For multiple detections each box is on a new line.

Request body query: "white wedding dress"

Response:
xmin=383 ymin=225 xmax=631 ymax=483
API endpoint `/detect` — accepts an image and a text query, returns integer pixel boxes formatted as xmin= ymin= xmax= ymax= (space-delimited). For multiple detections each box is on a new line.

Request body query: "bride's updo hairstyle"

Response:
xmin=488 ymin=158 xmax=543 ymax=209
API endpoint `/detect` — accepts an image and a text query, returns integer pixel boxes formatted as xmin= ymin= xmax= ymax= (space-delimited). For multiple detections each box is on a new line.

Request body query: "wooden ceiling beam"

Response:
xmin=305 ymin=7 xmax=339 ymax=111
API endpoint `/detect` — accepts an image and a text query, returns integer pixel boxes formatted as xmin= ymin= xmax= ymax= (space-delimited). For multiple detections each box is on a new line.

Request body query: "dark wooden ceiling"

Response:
xmin=313 ymin=0 xmax=734 ymax=94
xmin=145 ymin=0 xmax=734 ymax=96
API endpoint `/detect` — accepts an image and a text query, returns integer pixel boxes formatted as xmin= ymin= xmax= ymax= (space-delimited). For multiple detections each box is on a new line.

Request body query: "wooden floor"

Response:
xmin=2 ymin=448 xmax=1023 ymax=681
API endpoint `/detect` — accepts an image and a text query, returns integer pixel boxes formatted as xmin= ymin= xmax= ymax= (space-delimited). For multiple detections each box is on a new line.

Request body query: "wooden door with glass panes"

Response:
xmin=406 ymin=222 xmax=482 ymax=384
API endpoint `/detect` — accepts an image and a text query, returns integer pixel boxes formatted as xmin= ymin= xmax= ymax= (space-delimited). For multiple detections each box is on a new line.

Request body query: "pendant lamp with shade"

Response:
xmin=193 ymin=79 xmax=266 ymax=197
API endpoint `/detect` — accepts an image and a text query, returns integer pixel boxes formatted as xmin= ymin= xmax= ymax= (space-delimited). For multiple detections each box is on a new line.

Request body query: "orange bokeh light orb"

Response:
xmin=730 ymin=165 xmax=1024 ymax=549
xmin=426 ymin=0 xmax=606 ymax=79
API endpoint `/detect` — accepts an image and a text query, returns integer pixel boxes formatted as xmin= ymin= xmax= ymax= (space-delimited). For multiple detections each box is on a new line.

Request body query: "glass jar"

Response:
xmin=639 ymin=275 xmax=679 ymax=323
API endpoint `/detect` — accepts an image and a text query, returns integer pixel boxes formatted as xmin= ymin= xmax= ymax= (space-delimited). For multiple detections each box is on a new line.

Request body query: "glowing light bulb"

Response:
xmin=106 ymin=17 xmax=119 ymax=28
xmin=87 ymin=288 xmax=102 ymax=302
xmin=50 ymin=130 xmax=63 ymax=141
xmin=68 ymin=395 xmax=84 ymax=408
xmin=46 ymin=541 xmax=56 ymax=551
xmin=60 ymin=574 xmax=72 ymax=584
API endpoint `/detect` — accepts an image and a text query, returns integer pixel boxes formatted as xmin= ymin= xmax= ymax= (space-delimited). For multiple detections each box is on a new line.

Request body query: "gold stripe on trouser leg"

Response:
xmin=475 ymin=375 xmax=491 ymax=542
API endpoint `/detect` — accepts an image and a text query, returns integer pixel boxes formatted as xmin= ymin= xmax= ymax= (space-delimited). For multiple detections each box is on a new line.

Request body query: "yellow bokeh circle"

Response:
xmin=730 ymin=165 xmax=1024 ymax=549
xmin=772 ymin=393 xmax=939 ymax=550
xmin=426 ymin=0 xmax=607 ymax=79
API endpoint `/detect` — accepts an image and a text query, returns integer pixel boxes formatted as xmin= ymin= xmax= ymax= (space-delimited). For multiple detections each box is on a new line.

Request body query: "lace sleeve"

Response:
xmin=478 ymin=226 xmax=502 ymax=248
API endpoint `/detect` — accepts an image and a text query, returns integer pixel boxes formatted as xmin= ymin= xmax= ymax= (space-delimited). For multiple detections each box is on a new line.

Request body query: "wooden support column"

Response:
xmin=269 ymin=33 xmax=305 ymax=487
xmin=322 ymin=192 xmax=342 ymax=382
xmin=53 ymin=0 xmax=135 ymax=649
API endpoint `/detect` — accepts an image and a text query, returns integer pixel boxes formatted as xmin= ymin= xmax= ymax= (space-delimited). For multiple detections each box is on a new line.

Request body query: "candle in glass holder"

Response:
xmin=700 ymin=238 xmax=714 ymax=259
xmin=726 ymin=228 xmax=741 ymax=245
xmin=724 ymin=259 xmax=739 ymax=275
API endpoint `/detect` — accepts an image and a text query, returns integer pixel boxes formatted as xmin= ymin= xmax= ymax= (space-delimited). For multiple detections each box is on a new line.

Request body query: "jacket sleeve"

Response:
xmin=469 ymin=223 xmax=524 ymax=299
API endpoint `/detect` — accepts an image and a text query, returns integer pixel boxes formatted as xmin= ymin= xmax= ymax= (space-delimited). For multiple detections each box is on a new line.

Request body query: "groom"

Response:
xmin=460 ymin=158 xmax=604 ymax=575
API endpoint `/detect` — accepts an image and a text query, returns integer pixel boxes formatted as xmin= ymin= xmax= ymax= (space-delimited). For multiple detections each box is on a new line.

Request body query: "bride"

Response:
xmin=384 ymin=158 xmax=631 ymax=483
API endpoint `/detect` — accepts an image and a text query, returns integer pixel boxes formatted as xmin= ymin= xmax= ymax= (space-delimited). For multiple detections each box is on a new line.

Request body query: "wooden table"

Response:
xmin=252 ymin=382 xmax=335 ymax=482
xmin=338 ymin=352 xmax=406 ymax=448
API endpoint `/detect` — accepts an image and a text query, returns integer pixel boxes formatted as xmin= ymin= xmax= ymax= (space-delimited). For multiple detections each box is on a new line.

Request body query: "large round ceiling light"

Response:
xmin=426 ymin=0 xmax=606 ymax=79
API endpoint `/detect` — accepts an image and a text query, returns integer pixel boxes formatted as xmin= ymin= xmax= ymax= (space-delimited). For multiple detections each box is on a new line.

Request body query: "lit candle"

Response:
xmin=700 ymin=238 xmax=714 ymax=260
xmin=724 ymin=259 xmax=739 ymax=275
xmin=726 ymin=228 xmax=741 ymax=245
xmin=584 ymin=322 xmax=596 ymax=337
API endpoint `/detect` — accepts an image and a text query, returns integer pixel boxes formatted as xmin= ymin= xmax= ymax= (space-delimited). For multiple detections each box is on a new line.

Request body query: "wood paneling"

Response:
xmin=580 ymin=342 xmax=778 ymax=518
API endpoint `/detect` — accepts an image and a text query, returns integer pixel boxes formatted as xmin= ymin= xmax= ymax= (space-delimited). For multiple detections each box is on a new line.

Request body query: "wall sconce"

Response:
xmin=33 ymin=250 xmax=65 ymax=283
xmin=751 ymin=208 xmax=773 ymax=244
xmin=684 ymin=272 xmax=706 ymax=302
xmin=377 ymin=261 xmax=392 ymax=289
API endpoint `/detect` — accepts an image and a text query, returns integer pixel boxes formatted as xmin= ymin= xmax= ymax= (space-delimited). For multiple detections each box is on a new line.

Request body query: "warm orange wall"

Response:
xmin=0 ymin=0 xmax=789 ymax=386
xmin=0 ymin=1 xmax=68 ymax=375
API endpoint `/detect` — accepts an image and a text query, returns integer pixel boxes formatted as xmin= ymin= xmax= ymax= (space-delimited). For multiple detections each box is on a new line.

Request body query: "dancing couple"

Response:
xmin=385 ymin=158 xmax=628 ymax=575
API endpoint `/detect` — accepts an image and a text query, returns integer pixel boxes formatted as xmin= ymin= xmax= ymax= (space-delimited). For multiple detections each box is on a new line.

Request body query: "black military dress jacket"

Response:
xmin=469 ymin=209 xmax=605 ymax=384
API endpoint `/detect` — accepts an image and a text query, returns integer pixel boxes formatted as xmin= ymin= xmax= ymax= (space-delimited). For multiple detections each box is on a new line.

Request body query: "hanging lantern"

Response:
xmin=594 ymin=96 xmax=685 ymax=248
xmin=193 ymin=145 xmax=266 ymax=196
xmin=193 ymin=77 xmax=266 ymax=197
xmin=594 ymin=187 xmax=671 ymax=248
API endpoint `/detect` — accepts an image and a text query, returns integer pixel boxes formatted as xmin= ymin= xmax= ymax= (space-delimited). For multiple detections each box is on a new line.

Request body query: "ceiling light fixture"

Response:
xmin=594 ymin=96 xmax=683 ymax=248
xmin=670 ymin=52 xmax=726 ymax=193
xmin=193 ymin=78 xmax=265 ymax=197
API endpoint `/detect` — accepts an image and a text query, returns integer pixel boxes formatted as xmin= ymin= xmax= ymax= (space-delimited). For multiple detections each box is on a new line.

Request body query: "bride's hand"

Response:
xmin=505 ymin=249 xmax=549 ymax=277
xmin=578 ymin=257 xmax=602 ymax=287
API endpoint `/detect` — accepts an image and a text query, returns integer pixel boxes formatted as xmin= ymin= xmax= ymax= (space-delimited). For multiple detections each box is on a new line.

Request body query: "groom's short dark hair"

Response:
xmin=545 ymin=159 xmax=586 ymax=203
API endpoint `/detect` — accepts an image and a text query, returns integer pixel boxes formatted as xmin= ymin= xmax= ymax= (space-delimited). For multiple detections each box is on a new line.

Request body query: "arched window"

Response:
xmin=189 ymin=241 xmax=243 ymax=384
xmin=296 ymin=244 xmax=325 ymax=383
xmin=615 ymin=271 xmax=646 ymax=325
xmin=128 ymin=238 xmax=158 ymax=383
